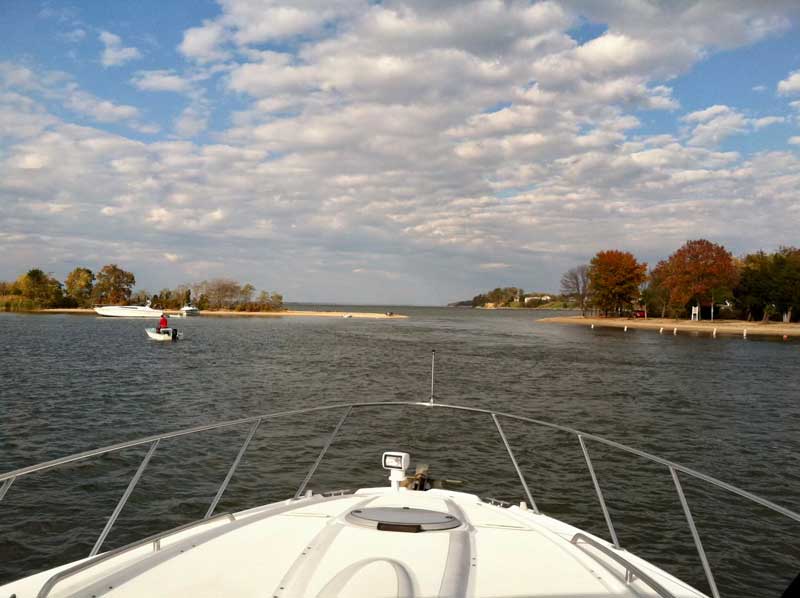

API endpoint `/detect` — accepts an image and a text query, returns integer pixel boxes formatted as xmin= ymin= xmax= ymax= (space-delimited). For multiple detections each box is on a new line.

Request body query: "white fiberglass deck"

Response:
xmin=3 ymin=400 xmax=799 ymax=597
xmin=2 ymin=487 xmax=706 ymax=598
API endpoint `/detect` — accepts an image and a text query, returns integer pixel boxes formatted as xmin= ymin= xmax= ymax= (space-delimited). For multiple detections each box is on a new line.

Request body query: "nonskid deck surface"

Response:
xmin=3 ymin=488 xmax=706 ymax=598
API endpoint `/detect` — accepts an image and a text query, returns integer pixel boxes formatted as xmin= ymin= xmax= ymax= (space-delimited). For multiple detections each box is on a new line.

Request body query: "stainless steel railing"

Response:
xmin=570 ymin=533 xmax=675 ymax=597
xmin=3 ymin=400 xmax=800 ymax=598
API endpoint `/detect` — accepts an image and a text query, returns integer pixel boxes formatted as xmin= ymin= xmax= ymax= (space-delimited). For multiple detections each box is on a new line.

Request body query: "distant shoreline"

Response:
xmin=540 ymin=315 xmax=798 ymax=337
xmin=36 ymin=308 xmax=407 ymax=320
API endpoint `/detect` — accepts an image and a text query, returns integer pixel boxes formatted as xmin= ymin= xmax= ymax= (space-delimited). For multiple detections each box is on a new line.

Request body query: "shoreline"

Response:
xmin=539 ymin=315 xmax=798 ymax=337
xmin=36 ymin=308 xmax=407 ymax=320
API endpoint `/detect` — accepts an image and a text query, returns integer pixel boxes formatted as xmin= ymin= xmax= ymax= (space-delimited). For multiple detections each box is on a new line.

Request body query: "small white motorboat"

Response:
xmin=180 ymin=305 xmax=200 ymax=316
xmin=145 ymin=327 xmax=182 ymax=341
xmin=94 ymin=302 xmax=163 ymax=318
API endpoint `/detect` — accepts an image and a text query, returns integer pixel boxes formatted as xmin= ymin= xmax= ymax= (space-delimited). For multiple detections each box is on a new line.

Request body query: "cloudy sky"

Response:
xmin=2 ymin=1 xmax=800 ymax=304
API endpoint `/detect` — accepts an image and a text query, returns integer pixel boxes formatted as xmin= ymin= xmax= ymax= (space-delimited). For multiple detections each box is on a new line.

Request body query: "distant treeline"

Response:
xmin=466 ymin=287 xmax=568 ymax=308
xmin=559 ymin=240 xmax=800 ymax=322
xmin=0 ymin=264 xmax=284 ymax=312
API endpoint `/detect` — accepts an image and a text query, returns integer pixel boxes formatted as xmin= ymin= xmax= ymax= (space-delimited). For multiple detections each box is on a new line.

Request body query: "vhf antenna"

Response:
xmin=429 ymin=350 xmax=436 ymax=405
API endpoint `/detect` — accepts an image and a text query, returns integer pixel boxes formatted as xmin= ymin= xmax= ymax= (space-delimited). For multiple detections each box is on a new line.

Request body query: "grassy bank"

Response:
xmin=540 ymin=315 xmax=799 ymax=337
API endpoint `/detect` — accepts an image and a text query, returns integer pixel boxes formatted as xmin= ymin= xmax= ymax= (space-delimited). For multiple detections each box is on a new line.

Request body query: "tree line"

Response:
xmin=0 ymin=264 xmax=284 ymax=312
xmin=560 ymin=240 xmax=800 ymax=322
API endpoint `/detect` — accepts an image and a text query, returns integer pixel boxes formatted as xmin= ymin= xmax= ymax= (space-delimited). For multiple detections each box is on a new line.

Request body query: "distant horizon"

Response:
xmin=2 ymin=1 xmax=800 ymax=303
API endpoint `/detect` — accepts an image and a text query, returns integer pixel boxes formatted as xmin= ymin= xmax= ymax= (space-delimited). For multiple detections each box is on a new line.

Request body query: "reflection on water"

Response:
xmin=1 ymin=307 xmax=798 ymax=596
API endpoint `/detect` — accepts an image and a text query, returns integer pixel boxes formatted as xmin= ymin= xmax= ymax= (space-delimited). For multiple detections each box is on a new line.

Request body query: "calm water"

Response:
xmin=1 ymin=307 xmax=798 ymax=596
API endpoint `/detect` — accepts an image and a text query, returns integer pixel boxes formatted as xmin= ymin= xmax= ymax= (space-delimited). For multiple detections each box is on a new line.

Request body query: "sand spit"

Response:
xmin=540 ymin=315 xmax=799 ymax=338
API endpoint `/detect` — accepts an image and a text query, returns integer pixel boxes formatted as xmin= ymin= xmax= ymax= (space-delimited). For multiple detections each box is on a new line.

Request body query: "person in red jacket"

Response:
xmin=157 ymin=314 xmax=168 ymax=333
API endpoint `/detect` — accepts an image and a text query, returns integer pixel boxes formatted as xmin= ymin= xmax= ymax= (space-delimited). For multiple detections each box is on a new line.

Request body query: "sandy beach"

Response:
xmin=40 ymin=308 xmax=407 ymax=319
xmin=540 ymin=315 xmax=799 ymax=337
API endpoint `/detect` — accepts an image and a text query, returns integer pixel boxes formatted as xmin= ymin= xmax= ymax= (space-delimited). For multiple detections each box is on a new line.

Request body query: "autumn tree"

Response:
xmin=652 ymin=239 xmax=738 ymax=319
xmin=588 ymin=250 xmax=647 ymax=316
xmin=93 ymin=264 xmax=136 ymax=305
xmin=65 ymin=267 xmax=94 ymax=307
xmin=15 ymin=268 xmax=64 ymax=307
xmin=560 ymin=265 xmax=590 ymax=315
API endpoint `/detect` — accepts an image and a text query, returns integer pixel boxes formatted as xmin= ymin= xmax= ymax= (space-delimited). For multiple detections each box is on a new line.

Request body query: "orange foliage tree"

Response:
xmin=651 ymin=239 xmax=738 ymax=315
xmin=588 ymin=250 xmax=647 ymax=316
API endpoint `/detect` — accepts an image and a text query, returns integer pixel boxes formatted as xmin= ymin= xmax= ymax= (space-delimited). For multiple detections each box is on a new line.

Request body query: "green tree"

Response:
xmin=471 ymin=287 xmax=523 ymax=307
xmin=588 ymin=250 xmax=647 ymax=316
xmin=772 ymin=247 xmax=800 ymax=322
xmin=65 ymin=267 xmax=95 ymax=307
xmin=240 ymin=283 xmax=256 ymax=304
xmin=736 ymin=247 xmax=800 ymax=322
xmin=93 ymin=264 xmax=136 ymax=305
xmin=642 ymin=267 xmax=671 ymax=318
xmin=15 ymin=268 xmax=64 ymax=307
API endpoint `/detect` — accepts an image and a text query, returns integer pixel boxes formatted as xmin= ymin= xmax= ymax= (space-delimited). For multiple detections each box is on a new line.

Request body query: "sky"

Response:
xmin=1 ymin=1 xmax=800 ymax=305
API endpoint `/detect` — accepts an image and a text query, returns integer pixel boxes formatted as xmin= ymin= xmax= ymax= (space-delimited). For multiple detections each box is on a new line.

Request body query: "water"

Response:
xmin=1 ymin=308 xmax=798 ymax=596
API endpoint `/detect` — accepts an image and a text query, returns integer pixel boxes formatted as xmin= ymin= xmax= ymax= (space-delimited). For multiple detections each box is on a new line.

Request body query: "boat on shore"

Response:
xmin=2 ymin=399 xmax=797 ymax=597
xmin=94 ymin=302 xmax=163 ymax=318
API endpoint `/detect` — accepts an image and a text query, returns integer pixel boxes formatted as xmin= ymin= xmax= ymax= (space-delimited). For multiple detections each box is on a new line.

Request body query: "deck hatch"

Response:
xmin=347 ymin=507 xmax=461 ymax=532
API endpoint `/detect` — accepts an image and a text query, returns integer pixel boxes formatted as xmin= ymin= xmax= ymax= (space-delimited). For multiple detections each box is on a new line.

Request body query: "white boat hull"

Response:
xmin=145 ymin=327 xmax=180 ymax=341
xmin=0 ymin=487 xmax=708 ymax=597
xmin=94 ymin=305 xmax=163 ymax=318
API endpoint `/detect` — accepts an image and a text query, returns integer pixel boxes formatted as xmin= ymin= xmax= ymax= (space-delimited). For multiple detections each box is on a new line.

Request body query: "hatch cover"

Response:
xmin=347 ymin=507 xmax=461 ymax=532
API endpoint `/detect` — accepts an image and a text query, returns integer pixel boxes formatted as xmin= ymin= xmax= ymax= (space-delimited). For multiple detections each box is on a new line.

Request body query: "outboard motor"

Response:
xmin=171 ymin=328 xmax=178 ymax=341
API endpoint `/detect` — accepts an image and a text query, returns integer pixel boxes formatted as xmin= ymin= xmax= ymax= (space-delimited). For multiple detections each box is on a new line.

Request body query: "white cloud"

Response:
xmin=174 ymin=105 xmax=208 ymax=137
xmin=99 ymin=31 xmax=142 ymax=67
xmin=778 ymin=70 xmax=800 ymax=95
xmin=179 ymin=20 xmax=228 ymax=63
xmin=752 ymin=85 xmax=766 ymax=92
xmin=64 ymin=88 xmax=139 ymax=122
xmin=753 ymin=116 xmax=784 ymax=129
xmin=131 ymin=70 xmax=192 ymax=93
xmin=683 ymin=105 xmax=731 ymax=123
xmin=682 ymin=106 xmax=785 ymax=146
xmin=789 ymin=136 xmax=800 ymax=145
xmin=3 ymin=2 xmax=800 ymax=303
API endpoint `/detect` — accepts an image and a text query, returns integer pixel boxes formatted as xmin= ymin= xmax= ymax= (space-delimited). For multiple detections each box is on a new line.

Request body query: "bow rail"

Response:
xmin=3 ymin=401 xmax=800 ymax=598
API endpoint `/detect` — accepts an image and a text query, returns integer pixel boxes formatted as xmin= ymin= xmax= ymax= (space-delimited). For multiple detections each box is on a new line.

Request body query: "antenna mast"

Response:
xmin=429 ymin=350 xmax=436 ymax=405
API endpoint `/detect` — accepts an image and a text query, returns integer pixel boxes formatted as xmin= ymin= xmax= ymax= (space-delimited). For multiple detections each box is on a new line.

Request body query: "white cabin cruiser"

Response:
xmin=94 ymin=302 xmax=163 ymax=318
xmin=180 ymin=305 xmax=199 ymax=316
xmin=1 ymin=400 xmax=798 ymax=597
